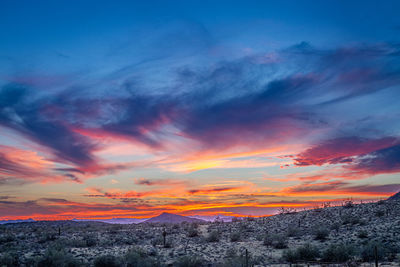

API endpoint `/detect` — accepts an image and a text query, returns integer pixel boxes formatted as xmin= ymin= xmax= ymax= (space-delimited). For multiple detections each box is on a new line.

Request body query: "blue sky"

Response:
xmin=1 ymin=0 xmax=400 ymax=219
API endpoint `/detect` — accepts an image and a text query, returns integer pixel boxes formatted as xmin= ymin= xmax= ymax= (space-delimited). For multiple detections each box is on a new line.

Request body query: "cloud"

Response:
xmin=293 ymin=136 xmax=400 ymax=180
xmin=0 ymin=145 xmax=80 ymax=184
xmin=0 ymin=84 xmax=97 ymax=167
xmin=281 ymin=180 xmax=400 ymax=197
xmin=349 ymin=144 xmax=400 ymax=175
xmin=294 ymin=136 xmax=399 ymax=166
xmin=187 ymin=186 xmax=243 ymax=195
xmin=133 ymin=178 xmax=184 ymax=186
xmin=1 ymin=41 xmax=400 ymax=183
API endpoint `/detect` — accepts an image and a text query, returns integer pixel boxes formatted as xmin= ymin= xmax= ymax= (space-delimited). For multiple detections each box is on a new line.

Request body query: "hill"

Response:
xmin=1 ymin=201 xmax=400 ymax=266
xmin=72 ymin=218 xmax=146 ymax=224
xmin=387 ymin=191 xmax=400 ymax=201
xmin=0 ymin=218 xmax=35 ymax=224
xmin=144 ymin=212 xmax=205 ymax=223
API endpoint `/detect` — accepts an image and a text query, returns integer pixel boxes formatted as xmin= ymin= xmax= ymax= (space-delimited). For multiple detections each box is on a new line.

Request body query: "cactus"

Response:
xmin=162 ymin=228 xmax=167 ymax=247
xmin=245 ymin=249 xmax=249 ymax=267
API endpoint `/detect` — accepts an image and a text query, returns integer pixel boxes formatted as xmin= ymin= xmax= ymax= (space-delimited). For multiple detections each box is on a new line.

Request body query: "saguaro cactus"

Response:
xmin=162 ymin=228 xmax=167 ymax=247
xmin=245 ymin=249 xmax=249 ymax=267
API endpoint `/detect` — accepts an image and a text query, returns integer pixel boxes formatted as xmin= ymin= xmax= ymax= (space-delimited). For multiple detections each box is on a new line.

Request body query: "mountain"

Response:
xmin=0 ymin=218 xmax=35 ymax=224
xmin=72 ymin=218 xmax=146 ymax=224
xmin=188 ymin=214 xmax=234 ymax=222
xmin=388 ymin=191 xmax=400 ymax=201
xmin=144 ymin=212 xmax=205 ymax=223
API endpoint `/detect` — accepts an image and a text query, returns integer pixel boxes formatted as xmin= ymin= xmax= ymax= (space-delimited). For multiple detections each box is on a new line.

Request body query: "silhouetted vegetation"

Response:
xmin=283 ymin=243 xmax=320 ymax=263
xmin=0 ymin=199 xmax=399 ymax=266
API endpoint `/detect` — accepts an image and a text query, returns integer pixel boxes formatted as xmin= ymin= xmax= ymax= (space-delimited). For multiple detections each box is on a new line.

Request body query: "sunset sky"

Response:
xmin=1 ymin=0 xmax=400 ymax=220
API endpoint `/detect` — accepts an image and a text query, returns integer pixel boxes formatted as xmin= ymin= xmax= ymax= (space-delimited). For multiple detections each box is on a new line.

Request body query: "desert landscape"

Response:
xmin=1 ymin=194 xmax=399 ymax=266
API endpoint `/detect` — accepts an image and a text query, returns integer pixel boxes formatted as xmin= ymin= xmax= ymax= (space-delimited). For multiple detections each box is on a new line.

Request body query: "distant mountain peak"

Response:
xmin=144 ymin=212 xmax=205 ymax=224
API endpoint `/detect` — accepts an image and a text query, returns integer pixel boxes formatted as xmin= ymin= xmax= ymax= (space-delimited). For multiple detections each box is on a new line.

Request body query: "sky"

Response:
xmin=1 ymin=0 xmax=400 ymax=220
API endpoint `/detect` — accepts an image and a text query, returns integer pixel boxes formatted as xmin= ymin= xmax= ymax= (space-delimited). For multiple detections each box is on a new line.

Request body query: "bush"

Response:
xmin=187 ymin=226 xmax=198 ymax=237
xmin=38 ymin=232 xmax=57 ymax=244
xmin=359 ymin=241 xmax=399 ymax=262
xmin=282 ymin=249 xmax=298 ymax=263
xmin=125 ymin=248 xmax=157 ymax=267
xmin=0 ymin=252 xmax=18 ymax=267
xmin=230 ymin=232 xmax=241 ymax=242
xmin=322 ymin=243 xmax=355 ymax=262
xmin=36 ymin=248 xmax=80 ymax=267
xmin=84 ymin=233 xmax=97 ymax=247
xmin=330 ymin=221 xmax=341 ymax=232
xmin=151 ymin=236 xmax=163 ymax=246
xmin=283 ymin=243 xmax=320 ymax=263
xmin=94 ymin=255 xmax=122 ymax=267
xmin=0 ymin=233 xmax=15 ymax=244
xmin=377 ymin=200 xmax=385 ymax=205
xmin=375 ymin=210 xmax=385 ymax=217
xmin=174 ymin=255 xmax=205 ymax=267
xmin=220 ymin=248 xmax=259 ymax=267
xmin=360 ymin=242 xmax=384 ymax=262
xmin=296 ymin=243 xmax=320 ymax=261
xmin=287 ymin=225 xmax=300 ymax=237
xmin=343 ymin=200 xmax=354 ymax=208
xmin=263 ymin=233 xmax=288 ymax=249
xmin=341 ymin=215 xmax=360 ymax=225
xmin=357 ymin=230 xmax=368 ymax=239
xmin=314 ymin=227 xmax=329 ymax=241
xmin=206 ymin=231 xmax=219 ymax=242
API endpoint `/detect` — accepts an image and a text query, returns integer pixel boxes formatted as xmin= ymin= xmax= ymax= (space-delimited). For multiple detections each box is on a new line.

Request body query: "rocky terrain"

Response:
xmin=1 ymin=198 xmax=400 ymax=266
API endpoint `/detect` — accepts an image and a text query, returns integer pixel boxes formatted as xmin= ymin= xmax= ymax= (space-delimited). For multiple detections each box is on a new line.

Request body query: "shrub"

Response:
xmin=220 ymin=248 xmax=259 ymax=267
xmin=282 ymin=249 xmax=298 ymax=263
xmin=94 ymin=255 xmax=122 ymax=267
xmin=151 ymin=236 xmax=163 ymax=246
xmin=357 ymin=230 xmax=368 ymax=239
xmin=187 ymin=226 xmax=198 ymax=237
xmin=360 ymin=242 xmax=384 ymax=262
xmin=263 ymin=233 xmax=288 ymax=249
xmin=38 ymin=232 xmax=57 ymax=243
xmin=322 ymin=243 xmax=355 ymax=262
xmin=84 ymin=233 xmax=97 ymax=247
xmin=0 ymin=252 xmax=18 ymax=267
xmin=230 ymin=232 xmax=240 ymax=242
xmin=375 ymin=210 xmax=385 ymax=217
xmin=287 ymin=225 xmax=300 ymax=237
xmin=343 ymin=200 xmax=354 ymax=208
xmin=174 ymin=255 xmax=205 ymax=267
xmin=206 ymin=231 xmax=219 ymax=242
xmin=283 ymin=243 xmax=320 ymax=263
xmin=314 ymin=227 xmax=329 ymax=241
xmin=0 ymin=233 xmax=15 ymax=244
xmin=36 ymin=248 xmax=80 ymax=267
xmin=341 ymin=215 xmax=360 ymax=225
xmin=359 ymin=241 xmax=399 ymax=262
xmin=330 ymin=221 xmax=341 ymax=232
xmin=125 ymin=248 xmax=157 ymax=267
